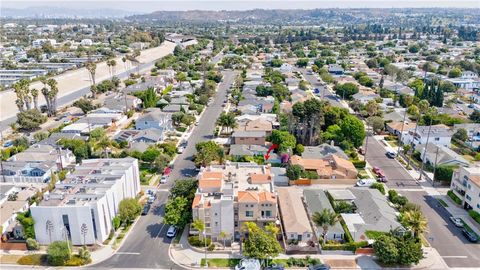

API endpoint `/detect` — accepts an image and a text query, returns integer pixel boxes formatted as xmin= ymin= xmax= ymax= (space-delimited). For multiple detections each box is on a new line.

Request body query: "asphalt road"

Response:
xmin=364 ymin=135 xmax=422 ymax=189
xmin=401 ymin=190 xmax=480 ymax=268
xmin=0 ymin=52 xmax=171 ymax=132
xmin=365 ymin=136 xmax=480 ymax=267
xmin=296 ymin=68 xmax=343 ymax=108
xmin=90 ymin=70 xmax=237 ymax=269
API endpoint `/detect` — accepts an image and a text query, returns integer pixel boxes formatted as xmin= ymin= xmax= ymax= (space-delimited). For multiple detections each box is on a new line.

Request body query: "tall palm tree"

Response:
xmin=85 ymin=61 xmax=97 ymax=97
xmin=216 ymin=112 xmax=237 ymax=134
xmin=31 ymin=88 xmax=39 ymax=110
xmin=19 ymin=79 xmax=32 ymax=110
xmin=312 ymin=208 xmax=339 ymax=245
xmin=41 ymin=86 xmax=50 ymax=116
xmin=106 ymin=60 xmax=112 ymax=78
xmin=110 ymin=59 xmax=117 ymax=78
xmin=401 ymin=209 xmax=428 ymax=238
xmin=13 ymin=81 xmax=25 ymax=112
xmin=122 ymin=56 xmax=127 ymax=70
xmin=192 ymin=219 xmax=205 ymax=240
xmin=47 ymin=79 xmax=59 ymax=116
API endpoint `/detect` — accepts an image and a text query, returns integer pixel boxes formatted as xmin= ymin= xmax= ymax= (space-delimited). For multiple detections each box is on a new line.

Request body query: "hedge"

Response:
xmin=321 ymin=241 xmax=369 ymax=251
xmin=447 ymin=190 xmax=462 ymax=205
xmin=17 ymin=254 xmax=46 ymax=265
xmin=468 ymin=210 xmax=480 ymax=225
xmin=352 ymin=160 xmax=366 ymax=169
xmin=188 ymin=235 xmax=214 ymax=250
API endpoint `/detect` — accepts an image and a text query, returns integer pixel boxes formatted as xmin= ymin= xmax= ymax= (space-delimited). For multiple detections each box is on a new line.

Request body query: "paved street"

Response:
xmin=365 ymin=136 xmax=480 ymax=267
xmin=296 ymin=68 xmax=343 ymax=108
xmin=90 ymin=70 xmax=237 ymax=269
xmin=364 ymin=135 xmax=422 ymax=189
xmin=0 ymin=42 xmax=176 ymax=131
xmin=401 ymin=190 xmax=480 ymax=268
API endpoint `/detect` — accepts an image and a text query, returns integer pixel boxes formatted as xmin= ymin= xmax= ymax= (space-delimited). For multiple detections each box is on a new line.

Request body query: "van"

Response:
xmin=356 ymin=178 xmax=377 ymax=187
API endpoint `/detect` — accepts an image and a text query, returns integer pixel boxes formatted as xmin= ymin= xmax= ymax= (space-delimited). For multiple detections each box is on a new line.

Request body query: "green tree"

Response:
xmin=340 ymin=115 xmax=366 ymax=148
xmin=400 ymin=210 xmax=428 ymax=238
xmin=367 ymin=116 xmax=385 ymax=134
xmin=396 ymin=236 xmax=423 ymax=265
xmin=270 ymin=130 xmax=296 ymax=153
xmin=118 ymin=198 xmax=142 ymax=224
xmin=453 ymin=128 xmax=468 ymax=142
xmin=16 ymin=211 xmax=35 ymax=239
xmin=470 ymin=110 xmax=480 ymax=123
xmin=47 ymin=241 xmax=72 ymax=266
xmin=448 ymin=67 xmax=462 ymax=78
xmin=141 ymin=147 xmax=161 ymax=162
xmin=16 ymin=109 xmax=47 ymax=131
xmin=170 ymin=178 xmax=198 ymax=201
xmin=242 ymin=222 xmax=282 ymax=260
xmin=164 ymin=196 xmax=190 ymax=227
xmin=216 ymin=112 xmax=238 ymax=133
xmin=195 ymin=141 xmax=224 ymax=167
xmin=373 ymin=234 xmax=399 ymax=265
xmin=33 ymin=132 xmax=49 ymax=142
xmin=434 ymin=166 xmax=454 ymax=183
xmin=312 ymin=209 xmax=339 ymax=245
xmin=138 ymin=87 xmax=158 ymax=108
xmin=286 ymin=164 xmax=303 ymax=180
xmin=296 ymin=58 xmax=309 ymax=68
xmin=334 ymin=83 xmax=359 ymax=100
xmin=73 ymin=98 xmax=95 ymax=114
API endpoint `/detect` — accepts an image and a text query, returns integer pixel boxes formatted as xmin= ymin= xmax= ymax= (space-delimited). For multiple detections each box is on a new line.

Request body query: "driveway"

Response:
xmin=91 ymin=70 xmax=237 ymax=269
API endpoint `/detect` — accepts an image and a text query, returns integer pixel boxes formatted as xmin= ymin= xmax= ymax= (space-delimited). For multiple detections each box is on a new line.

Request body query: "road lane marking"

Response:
xmin=441 ymin=256 xmax=468 ymax=258
xmin=116 ymin=252 xmax=141 ymax=255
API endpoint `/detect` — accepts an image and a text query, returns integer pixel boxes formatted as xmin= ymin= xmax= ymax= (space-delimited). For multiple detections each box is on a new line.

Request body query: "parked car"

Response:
xmin=235 ymin=259 xmax=261 ymax=270
xmin=160 ymin=175 xmax=168 ymax=184
xmin=166 ymin=226 xmax=177 ymax=238
xmin=378 ymin=176 xmax=388 ymax=183
xmin=142 ymin=204 xmax=150 ymax=215
xmin=3 ymin=141 xmax=13 ymax=147
xmin=307 ymin=264 xmax=331 ymax=270
xmin=265 ymin=264 xmax=284 ymax=270
xmin=372 ymin=166 xmax=383 ymax=175
xmin=386 ymin=151 xmax=397 ymax=159
xmin=449 ymin=216 xmax=464 ymax=228
xmin=177 ymin=145 xmax=186 ymax=154
xmin=356 ymin=178 xmax=377 ymax=187
xmin=462 ymin=229 xmax=479 ymax=242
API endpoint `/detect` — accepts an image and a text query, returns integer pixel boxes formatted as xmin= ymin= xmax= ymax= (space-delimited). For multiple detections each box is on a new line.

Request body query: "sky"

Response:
xmin=3 ymin=0 xmax=479 ymax=12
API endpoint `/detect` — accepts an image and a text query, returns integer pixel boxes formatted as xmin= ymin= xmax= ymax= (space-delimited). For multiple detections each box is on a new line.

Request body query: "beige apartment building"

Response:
xmin=192 ymin=162 xmax=278 ymax=243
xmin=450 ymin=166 xmax=480 ymax=212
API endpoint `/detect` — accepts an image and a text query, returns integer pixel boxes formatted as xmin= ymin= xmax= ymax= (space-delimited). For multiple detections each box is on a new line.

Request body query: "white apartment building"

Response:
xmin=32 ymin=39 xmax=57 ymax=48
xmin=450 ymin=166 xmax=480 ymax=212
xmin=192 ymin=162 xmax=278 ymax=243
xmin=401 ymin=124 xmax=453 ymax=149
xmin=31 ymin=158 xmax=140 ymax=245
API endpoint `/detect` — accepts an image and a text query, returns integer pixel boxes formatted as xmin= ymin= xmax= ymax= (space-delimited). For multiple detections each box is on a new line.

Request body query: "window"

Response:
xmin=466 ymin=195 xmax=472 ymax=201
xmin=265 ymin=210 xmax=272 ymax=217
xmin=234 ymin=221 xmax=238 ymax=227
xmin=245 ymin=211 xmax=253 ymax=217
xmin=251 ymin=204 xmax=254 ymax=207
xmin=434 ymin=138 xmax=440 ymax=141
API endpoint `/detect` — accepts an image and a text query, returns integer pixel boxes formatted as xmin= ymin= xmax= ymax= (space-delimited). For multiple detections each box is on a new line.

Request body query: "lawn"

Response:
xmin=200 ymin=258 xmax=241 ymax=267
xmin=365 ymin=230 xmax=388 ymax=240
xmin=437 ymin=198 xmax=448 ymax=207
xmin=447 ymin=190 xmax=462 ymax=205
xmin=0 ymin=254 xmax=23 ymax=264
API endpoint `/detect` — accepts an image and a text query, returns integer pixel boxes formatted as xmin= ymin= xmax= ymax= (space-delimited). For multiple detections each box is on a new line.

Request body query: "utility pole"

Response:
xmin=418 ymin=120 xmax=433 ymax=181
xmin=432 ymin=145 xmax=440 ymax=187
xmin=364 ymin=124 xmax=371 ymax=159
xmin=397 ymin=107 xmax=408 ymax=154
xmin=0 ymin=130 xmax=6 ymax=182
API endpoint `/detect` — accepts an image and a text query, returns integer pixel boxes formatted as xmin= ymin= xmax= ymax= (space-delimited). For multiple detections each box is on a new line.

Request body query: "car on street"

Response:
xmin=160 ymin=175 xmax=168 ymax=184
xmin=3 ymin=141 xmax=13 ymax=147
xmin=378 ymin=176 xmax=388 ymax=183
xmin=386 ymin=151 xmax=397 ymax=159
xmin=372 ymin=166 xmax=383 ymax=175
xmin=356 ymin=178 xmax=376 ymax=187
xmin=449 ymin=216 xmax=464 ymax=227
xmin=264 ymin=264 xmax=285 ymax=270
xmin=235 ymin=259 xmax=261 ymax=270
xmin=142 ymin=204 xmax=150 ymax=215
xmin=307 ymin=264 xmax=331 ymax=270
xmin=166 ymin=226 xmax=177 ymax=238
xmin=177 ymin=145 xmax=185 ymax=154
xmin=462 ymin=229 xmax=479 ymax=242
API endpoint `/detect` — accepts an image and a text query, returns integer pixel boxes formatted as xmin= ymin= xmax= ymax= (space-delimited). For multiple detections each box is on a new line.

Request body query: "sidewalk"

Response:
xmin=435 ymin=194 xmax=480 ymax=236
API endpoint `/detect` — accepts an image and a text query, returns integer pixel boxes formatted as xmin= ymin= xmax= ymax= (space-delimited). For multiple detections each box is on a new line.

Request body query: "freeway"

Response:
xmin=90 ymin=70 xmax=238 ymax=269
xmin=0 ymin=41 xmax=176 ymax=131
xmin=365 ymin=136 xmax=480 ymax=268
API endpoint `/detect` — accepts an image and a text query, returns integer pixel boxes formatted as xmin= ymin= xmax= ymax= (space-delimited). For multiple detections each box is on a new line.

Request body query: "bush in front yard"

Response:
xmin=370 ymin=182 xmax=386 ymax=195
xmin=447 ymin=190 xmax=462 ymax=205
xmin=469 ymin=210 xmax=480 ymax=224
xmin=26 ymin=238 xmax=39 ymax=250
xmin=188 ymin=235 xmax=211 ymax=247
xmin=17 ymin=254 xmax=46 ymax=265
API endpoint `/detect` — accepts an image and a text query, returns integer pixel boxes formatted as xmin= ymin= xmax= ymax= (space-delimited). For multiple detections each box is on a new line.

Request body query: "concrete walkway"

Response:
xmin=436 ymin=194 xmax=480 ymax=236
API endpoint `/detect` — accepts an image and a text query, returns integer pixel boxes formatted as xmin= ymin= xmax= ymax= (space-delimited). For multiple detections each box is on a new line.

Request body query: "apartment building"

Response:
xmin=30 ymin=158 xmax=140 ymax=245
xmin=192 ymin=162 xmax=277 ymax=243
xmin=450 ymin=166 xmax=480 ymax=211
xmin=401 ymin=124 xmax=453 ymax=149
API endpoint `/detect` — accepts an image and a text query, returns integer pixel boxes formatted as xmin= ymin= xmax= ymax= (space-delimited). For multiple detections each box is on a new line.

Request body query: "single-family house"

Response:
xmin=232 ymin=131 xmax=266 ymax=146
xmin=301 ymin=144 xmax=348 ymax=160
xmin=418 ymin=144 xmax=470 ymax=167
xmin=136 ymin=109 xmax=173 ymax=131
xmin=290 ymin=155 xmax=357 ymax=179
xmin=401 ymin=124 xmax=453 ymax=149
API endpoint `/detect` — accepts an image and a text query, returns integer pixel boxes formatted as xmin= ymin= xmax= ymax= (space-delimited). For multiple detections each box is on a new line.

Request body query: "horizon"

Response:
xmin=3 ymin=0 xmax=480 ymax=13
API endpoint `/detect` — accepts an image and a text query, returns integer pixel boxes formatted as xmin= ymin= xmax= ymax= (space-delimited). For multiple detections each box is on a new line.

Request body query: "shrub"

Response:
xmin=447 ymin=190 xmax=462 ymax=205
xmin=468 ymin=210 xmax=480 ymax=224
xmin=64 ymin=256 xmax=86 ymax=266
xmin=434 ymin=166 xmax=454 ymax=183
xmin=388 ymin=190 xmax=398 ymax=202
xmin=188 ymin=236 xmax=212 ymax=247
xmin=26 ymin=238 xmax=39 ymax=250
xmin=17 ymin=254 xmax=46 ymax=265
xmin=370 ymin=182 xmax=386 ymax=195
xmin=352 ymin=160 xmax=366 ymax=169
xmin=112 ymin=216 xmax=121 ymax=230
xmin=393 ymin=196 xmax=408 ymax=206
xmin=47 ymin=241 xmax=72 ymax=266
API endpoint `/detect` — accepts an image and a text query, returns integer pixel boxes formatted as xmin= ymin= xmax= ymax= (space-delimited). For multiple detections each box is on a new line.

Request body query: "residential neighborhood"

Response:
xmin=0 ymin=3 xmax=480 ymax=270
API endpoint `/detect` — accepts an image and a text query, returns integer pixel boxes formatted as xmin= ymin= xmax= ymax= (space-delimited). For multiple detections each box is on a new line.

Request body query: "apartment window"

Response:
xmin=91 ymin=209 xmax=98 ymax=240
xmin=265 ymin=210 xmax=272 ymax=217
xmin=246 ymin=211 xmax=253 ymax=217
xmin=215 ymin=222 xmax=218 ymax=226
xmin=205 ymin=223 xmax=210 ymax=227
xmin=250 ymin=204 xmax=254 ymax=207
xmin=434 ymin=138 xmax=440 ymax=141
xmin=234 ymin=221 xmax=238 ymax=227
xmin=466 ymin=195 xmax=472 ymax=201
xmin=477 ymin=204 xmax=480 ymax=209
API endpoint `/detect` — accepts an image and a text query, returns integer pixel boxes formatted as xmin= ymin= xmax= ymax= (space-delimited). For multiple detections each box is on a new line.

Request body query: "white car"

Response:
xmin=177 ymin=146 xmax=185 ymax=154
xmin=235 ymin=259 xmax=261 ymax=270
xmin=356 ymin=178 xmax=377 ymax=187
xmin=449 ymin=216 xmax=464 ymax=228
xmin=166 ymin=226 xmax=177 ymax=238
xmin=160 ymin=175 xmax=168 ymax=184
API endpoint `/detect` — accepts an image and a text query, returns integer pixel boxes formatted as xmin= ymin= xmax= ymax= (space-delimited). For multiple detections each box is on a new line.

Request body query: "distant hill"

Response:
xmin=1 ymin=6 xmax=138 ymax=18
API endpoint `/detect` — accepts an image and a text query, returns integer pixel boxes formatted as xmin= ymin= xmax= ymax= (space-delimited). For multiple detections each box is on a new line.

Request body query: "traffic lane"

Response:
xmin=92 ymin=191 xmax=177 ymax=269
xmin=297 ymin=68 xmax=343 ymax=107
xmin=167 ymin=70 xmax=237 ymax=183
xmin=402 ymin=191 xmax=480 ymax=268
xmin=365 ymin=135 xmax=421 ymax=189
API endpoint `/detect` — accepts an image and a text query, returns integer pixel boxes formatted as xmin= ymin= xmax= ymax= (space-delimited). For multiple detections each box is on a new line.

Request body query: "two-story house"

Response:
xmin=401 ymin=124 xmax=453 ymax=149
xmin=450 ymin=166 xmax=480 ymax=211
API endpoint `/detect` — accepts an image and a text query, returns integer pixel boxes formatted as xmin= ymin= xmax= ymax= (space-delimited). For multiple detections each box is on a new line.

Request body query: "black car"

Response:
xmin=462 ymin=229 xmax=479 ymax=242
xmin=307 ymin=264 xmax=331 ymax=270
xmin=141 ymin=204 xmax=150 ymax=215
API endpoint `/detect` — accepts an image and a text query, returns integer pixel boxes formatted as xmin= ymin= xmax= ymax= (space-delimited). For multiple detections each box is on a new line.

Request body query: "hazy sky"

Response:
xmin=3 ymin=0 xmax=479 ymax=12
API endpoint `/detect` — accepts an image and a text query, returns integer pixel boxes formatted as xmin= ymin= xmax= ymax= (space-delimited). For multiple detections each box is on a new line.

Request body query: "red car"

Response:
xmin=372 ymin=166 xmax=383 ymax=176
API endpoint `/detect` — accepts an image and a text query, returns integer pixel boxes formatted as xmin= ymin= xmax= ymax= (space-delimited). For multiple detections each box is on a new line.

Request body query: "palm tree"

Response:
xmin=401 ymin=210 xmax=428 ymax=238
xmin=122 ymin=56 xmax=127 ymax=70
xmin=110 ymin=59 xmax=117 ymax=78
xmin=85 ymin=61 xmax=97 ymax=97
xmin=219 ymin=231 xmax=228 ymax=249
xmin=31 ymin=88 xmax=39 ymax=110
xmin=106 ymin=60 xmax=112 ymax=78
xmin=312 ymin=208 xmax=339 ymax=245
xmin=47 ymin=79 xmax=59 ymax=116
xmin=216 ymin=112 xmax=237 ymax=134
xmin=13 ymin=82 xmax=25 ymax=112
